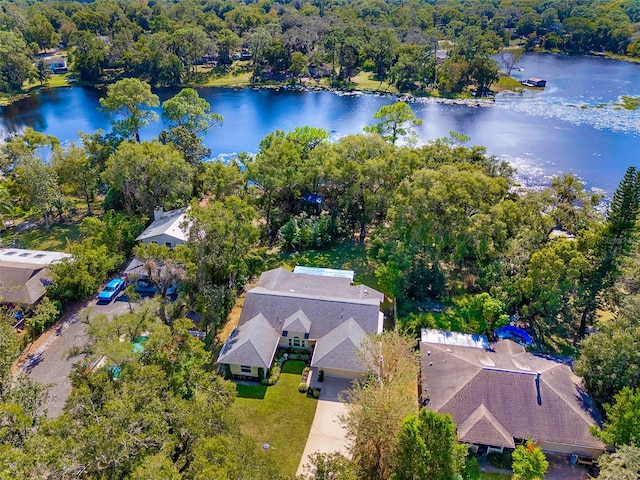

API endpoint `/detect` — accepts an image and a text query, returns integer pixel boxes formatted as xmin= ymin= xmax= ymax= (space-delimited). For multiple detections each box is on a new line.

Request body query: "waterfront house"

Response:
xmin=217 ymin=267 xmax=384 ymax=380
xmin=419 ymin=329 xmax=604 ymax=459
xmin=41 ymin=55 xmax=68 ymax=73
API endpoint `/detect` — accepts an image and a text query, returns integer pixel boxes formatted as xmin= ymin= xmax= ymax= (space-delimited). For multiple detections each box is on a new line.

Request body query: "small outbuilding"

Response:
xmin=522 ymin=77 xmax=546 ymax=87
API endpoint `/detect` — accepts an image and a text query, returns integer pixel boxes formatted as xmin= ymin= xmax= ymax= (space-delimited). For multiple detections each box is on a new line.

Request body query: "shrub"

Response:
xmin=266 ymin=366 xmax=281 ymax=386
xmin=26 ymin=297 xmax=61 ymax=336
xmin=298 ymin=382 xmax=308 ymax=393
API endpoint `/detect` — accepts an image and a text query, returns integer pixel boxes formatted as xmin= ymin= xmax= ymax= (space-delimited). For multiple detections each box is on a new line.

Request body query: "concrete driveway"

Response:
xmin=296 ymin=377 xmax=353 ymax=477
xmin=15 ymin=294 xmax=133 ymax=417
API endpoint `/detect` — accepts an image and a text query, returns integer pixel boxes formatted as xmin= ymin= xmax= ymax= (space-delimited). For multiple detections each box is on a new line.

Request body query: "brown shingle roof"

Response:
xmin=420 ymin=339 xmax=604 ymax=451
xmin=0 ymin=262 xmax=49 ymax=306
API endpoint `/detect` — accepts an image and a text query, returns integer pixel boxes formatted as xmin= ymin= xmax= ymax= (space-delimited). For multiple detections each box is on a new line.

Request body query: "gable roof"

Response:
xmin=136 ymin=207 xmax=189 ymax=243
xmin=311 ymin=317 xmax=367 ymax=372
xmin=420 ymin=336 xmax=604 ymax=451
xmin=217 ymin=313 xmax=279 ymax=369
xmin=0 ymin=249 xmax=72 ymax=306
xmin=218 ymin=268 xmax=383 ymax=373
xmin=282 ymin=309 xmax=311 ymax=333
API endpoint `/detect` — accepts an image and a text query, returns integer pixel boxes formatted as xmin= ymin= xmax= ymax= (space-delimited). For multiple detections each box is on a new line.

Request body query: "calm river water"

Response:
xmin=1 ymin=53 xmax=639 ymax=195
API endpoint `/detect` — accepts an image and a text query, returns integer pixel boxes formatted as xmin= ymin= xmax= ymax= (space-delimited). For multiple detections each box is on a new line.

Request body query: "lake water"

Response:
xmin=1 ymin=53 xmax=639 ymax=196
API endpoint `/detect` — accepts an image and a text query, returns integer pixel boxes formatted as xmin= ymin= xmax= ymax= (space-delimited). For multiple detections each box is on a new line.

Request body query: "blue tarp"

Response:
xmin=494 ymin=325 xmax=533 ymax=345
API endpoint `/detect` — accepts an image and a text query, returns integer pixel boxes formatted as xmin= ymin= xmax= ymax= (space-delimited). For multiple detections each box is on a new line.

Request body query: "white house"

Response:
xmin=136 ymin=207 xmax=189 ymax=249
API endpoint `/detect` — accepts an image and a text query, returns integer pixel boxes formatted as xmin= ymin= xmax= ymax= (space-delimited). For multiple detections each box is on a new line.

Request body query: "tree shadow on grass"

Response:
xmin=235 ymin=382 xmax=267 ymax=399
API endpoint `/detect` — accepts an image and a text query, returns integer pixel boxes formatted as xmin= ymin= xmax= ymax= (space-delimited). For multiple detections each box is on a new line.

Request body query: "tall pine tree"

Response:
xmin=578 ymin=167 xmax=640 ymax=338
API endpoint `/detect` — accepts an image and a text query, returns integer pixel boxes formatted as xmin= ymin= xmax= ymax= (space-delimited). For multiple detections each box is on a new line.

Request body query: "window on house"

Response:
xmin=304 ymin=333 xmax=309 ymax=340
xmin=165 ymin=242 xmax=172 ymax=248
xmin=293 ymin=336 xmax=301 ymax=347
xmin=282 ymin=330 xmax=288 ymax=337
xmin=240 ymin=365 xmax=252 ymax=373
xmin=288 ymin=338 xmax=293 ymax=346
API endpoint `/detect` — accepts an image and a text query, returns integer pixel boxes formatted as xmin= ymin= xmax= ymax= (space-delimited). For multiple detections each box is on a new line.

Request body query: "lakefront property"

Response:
xmin=217 ymin=267 xmax=384 ymax=380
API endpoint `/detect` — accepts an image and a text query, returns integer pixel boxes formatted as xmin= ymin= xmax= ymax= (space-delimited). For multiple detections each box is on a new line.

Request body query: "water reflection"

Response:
xmin=1 ymin=53 xmax=639 ymax=195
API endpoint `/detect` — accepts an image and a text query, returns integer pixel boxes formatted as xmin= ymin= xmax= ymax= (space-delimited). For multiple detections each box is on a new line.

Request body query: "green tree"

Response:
xmin=575 ymin=295 xmax=640 ymax=407
xmin=70 ymin=30 xmax=106 ymax=83
xmin=0 ymin=31 xmax=33 ymax=93
xmin=103 ymin=140 xmax=193 ymax=217
xmin=14 ymin=154 xmax=62 ymax=232
xmin=25 ymin=296 xmax=60 ymax=336
xmin=24 ymin=13 xmax=59 ymax=51
xmin=578 ymin=166 xmax=640 ymax=338
xmin=172 ymin=26 xmax=212 ymax=80
xmin=52 ymin=143 xmax=101 ymax=215
xmin=367 ymin=28 xmax=400 ymax=79
xmin=511 ymin=441 xmax=549 ymax=480
xmin=47 ymin=240 xmax=122 ymax=304
xmin=342 ymin=330 xmax=419 ymax=480
xmin=35 ymin=59 xmax=52 ymax=86
xmin=301 ymin=452 xmax=360 ymax=480
xmin=592 ymin=387 xmax=640 ymax=447
xmin=99 ymin=78 xmax=159 ymax=142
xmin=597 ymin=445 xmax=640 ymax=480
xmin=364 ymin=102 xmax=422 ymax=146
xmin=132 ymin=243 xmax=188 ymax=325
xmin=0 ymin=319 xmax=20 ymax=390
xmin=79 ymin=210 xmax=145 ymax=258
xmin=393 ymin=409 xmax=463 ymax=480
xmin=161 ymin=88 xmax=223 ymax=134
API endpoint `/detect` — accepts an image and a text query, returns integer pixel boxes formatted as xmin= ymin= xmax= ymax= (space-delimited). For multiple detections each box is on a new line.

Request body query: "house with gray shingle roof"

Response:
xmin=419 ymin=329 xmax=605 ymax=459
xmin=0 ymin=248 xmax=72 ymax=308
xmin=136 ymin=207 xmax=189 ymax=249
xmin=217 ymin=267 xmax=384 ymax=380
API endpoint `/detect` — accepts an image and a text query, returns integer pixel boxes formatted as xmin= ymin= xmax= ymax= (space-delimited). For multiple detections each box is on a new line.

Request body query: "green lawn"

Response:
xmin=281 ymin=241 xmax=383 ymax=295
xmin=351 ymin=72 xmax=397 ymax=92
xmin=2 ymin=220 xmax=82 ymax=251
xmin=230 ymin=360 xmax=318 ymax=477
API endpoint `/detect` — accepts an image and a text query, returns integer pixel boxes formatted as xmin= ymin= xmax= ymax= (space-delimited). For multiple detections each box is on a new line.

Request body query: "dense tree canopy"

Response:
xmin=2 ymin=0 xmax=639 ymax=94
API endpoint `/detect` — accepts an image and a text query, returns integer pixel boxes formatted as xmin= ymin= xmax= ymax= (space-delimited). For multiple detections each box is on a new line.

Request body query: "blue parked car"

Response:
xmin=98 ymin=278 xmax=125 ymax=303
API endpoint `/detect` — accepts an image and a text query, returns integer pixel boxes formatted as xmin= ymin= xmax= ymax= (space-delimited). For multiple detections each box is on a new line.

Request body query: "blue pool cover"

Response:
xmin=494 ymin=325 xmax=533 ymax=345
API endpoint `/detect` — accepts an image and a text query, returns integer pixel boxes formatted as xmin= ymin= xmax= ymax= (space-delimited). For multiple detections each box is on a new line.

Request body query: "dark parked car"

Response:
xmin=134 ymin=276 xmax=177 ymax=296
xmin=98 ymin=278 xmax=125 ymax=303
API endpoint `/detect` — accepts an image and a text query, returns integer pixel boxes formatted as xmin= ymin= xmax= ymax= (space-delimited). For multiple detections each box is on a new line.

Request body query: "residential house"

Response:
xmin=136 ymin=207 xmax=189 ymax=249
xmin=41 ymin=55 xmax=68 ymax=73
xmin=217 ymin=267 xmax=384 ymax=380
xmin=420 ymin=329 xmax=605 ymax=459
xmin=0 ymin=248 xmax=72 ymax=308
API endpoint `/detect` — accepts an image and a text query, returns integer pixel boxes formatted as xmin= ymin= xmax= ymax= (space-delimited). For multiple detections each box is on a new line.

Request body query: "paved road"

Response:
xmin=16 ymin=294 xmax=132 ymax=417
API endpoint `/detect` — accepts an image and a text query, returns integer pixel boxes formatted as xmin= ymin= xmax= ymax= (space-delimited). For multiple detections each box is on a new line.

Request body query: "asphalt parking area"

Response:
xmin=15 ymin=294 xmax=133 ymax=417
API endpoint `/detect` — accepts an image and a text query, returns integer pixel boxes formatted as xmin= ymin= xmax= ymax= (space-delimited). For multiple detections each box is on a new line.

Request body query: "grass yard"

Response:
xmin=230 ymin=360 xmax=318 ymax=477
xmin=351 ymin=72 xmax=396 ymax=92
xmin=281 ymin=241 xmax=383 ymax=295
xmin=2 ymin=220 xmax=82 ymax=251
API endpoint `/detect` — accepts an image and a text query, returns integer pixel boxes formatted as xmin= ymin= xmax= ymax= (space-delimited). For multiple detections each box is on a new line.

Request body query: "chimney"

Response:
xmin=153 ymin=206 xmax=164 ymax=221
